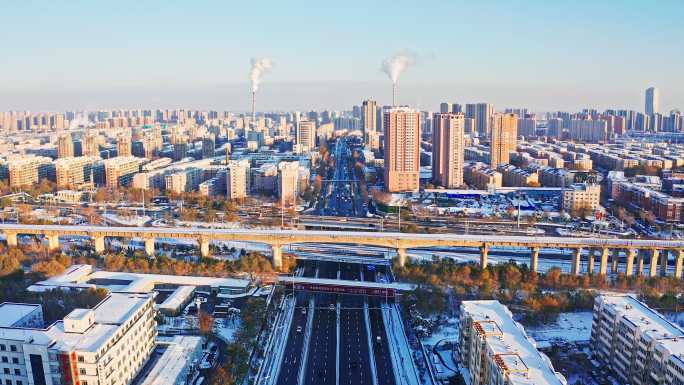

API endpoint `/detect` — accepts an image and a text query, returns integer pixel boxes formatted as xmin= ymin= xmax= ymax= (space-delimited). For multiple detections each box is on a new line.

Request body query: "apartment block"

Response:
xmin=591 ymin=294 xmax=684 ymax=385
xmin=459 ymin=300 xmax=567 ymax=385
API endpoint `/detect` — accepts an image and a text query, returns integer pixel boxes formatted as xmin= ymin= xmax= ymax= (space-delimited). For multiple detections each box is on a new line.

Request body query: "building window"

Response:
xmin=0 ymin=345 xmax=4 ymax=351
xmin=80 ymin=368 xmax=86 ymax=375
xmin=14 ymin=368 xmax=20 ymax=375
xmin=9 ymin=345 xmax=16 ymax=352
xmin=0 ymin=357 xmax=6 ymax=363
xmin=11 ymin=358 xmax=18 ymax=364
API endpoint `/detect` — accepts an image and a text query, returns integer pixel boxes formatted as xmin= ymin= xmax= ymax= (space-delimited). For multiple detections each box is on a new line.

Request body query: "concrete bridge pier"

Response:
xmin=396 ymin=247 xmax=407 ymax=267
xmin=637 ymin=250 xmax=645 ymax=276
xmin=571 ymin=248 xmax=582 ymax=276
xmin=46 ymin=233 xmax=60 ymax=252
xmin=199 ymin=238 xmax=210 ymax=258
xmin=479 ymin=245 xmax=489 ymax=269
xmin=144 ymin=238 xmax=155 ymax=257
xmin=530 ymin=247 xmax=539 ymax=273
xmin=675 ymin=250 xmax=684 ymax=279
xmin=611 ymin=249 xmax=620 ymax=274
xmin=625 ymin=249 xmax=637 ymax=277
xmin=271 ymin=244 xmax=283 ymax=270
xmin=587 ymin=249 xmax=596 ymax=275
xmin=599 ymin=248 xmax=609 ymax=276
xmin=649 ymin=249 xmax=660 ymax=277
xmin=93 ymin=235 xmax=106 ymax=254
xmin=5 ymin=232 xmax=17 ymax=248
xmin=661 ymin=250 xmax=669 ymax=277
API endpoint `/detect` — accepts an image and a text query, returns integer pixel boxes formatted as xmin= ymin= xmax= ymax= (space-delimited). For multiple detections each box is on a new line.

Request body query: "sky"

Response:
xmin=1 ymin=0 xmax=683 ymax=113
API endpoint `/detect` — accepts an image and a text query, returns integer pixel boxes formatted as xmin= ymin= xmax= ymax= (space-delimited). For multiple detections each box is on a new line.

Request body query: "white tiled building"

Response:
xmin=0 ymin=293 xmax=156 ymax=385
xmin=459 ymin=300 xmax=567 ymax=385
xmin=591 ymin=294 xmax=684 ymax=385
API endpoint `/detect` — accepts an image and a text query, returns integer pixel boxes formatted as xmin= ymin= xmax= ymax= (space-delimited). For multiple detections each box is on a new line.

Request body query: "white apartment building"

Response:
xmin=591 ymin=294 xmax=684 ymax=385
xmin=278 ymin=161 xmax=300 ymax=206
xmin=226 ymin=161 xmax=249 ymax=199
xmin=459 ymin=300 xmax=567 ymax=385
xmin=0 ymin=293 xmax=156 ymax=385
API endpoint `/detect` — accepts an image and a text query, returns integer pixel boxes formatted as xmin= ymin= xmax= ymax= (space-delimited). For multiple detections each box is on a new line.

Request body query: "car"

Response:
xmin=296 ymin=326 xmax=303 ymax=333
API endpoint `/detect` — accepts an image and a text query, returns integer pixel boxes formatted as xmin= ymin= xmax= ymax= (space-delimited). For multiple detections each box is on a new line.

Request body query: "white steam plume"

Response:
xmin=381 ymin=52 xmax=416 ymax=84
xmin=250 ymin=57 xmax=273 ymax=93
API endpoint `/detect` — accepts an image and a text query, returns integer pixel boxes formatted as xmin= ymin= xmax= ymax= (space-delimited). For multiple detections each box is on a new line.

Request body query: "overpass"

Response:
xmin=277 ymin=276 xmax=414 ymax=297
xmin=1 ymin=224 xmax=684 ymax=279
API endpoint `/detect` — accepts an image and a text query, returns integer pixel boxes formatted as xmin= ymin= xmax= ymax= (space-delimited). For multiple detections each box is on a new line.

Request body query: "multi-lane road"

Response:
xmin=274 ymin=260 xmax=398 ymax=385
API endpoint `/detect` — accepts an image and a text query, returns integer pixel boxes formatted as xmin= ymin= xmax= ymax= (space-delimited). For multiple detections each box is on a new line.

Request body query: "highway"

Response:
xmin=274 ymin=260 xmax=400 ymax=385
xmin=317 ymin=136 xmax=368 ymax=217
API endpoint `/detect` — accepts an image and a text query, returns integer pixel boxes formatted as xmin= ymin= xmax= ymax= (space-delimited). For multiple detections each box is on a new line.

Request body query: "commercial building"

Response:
xmin=0 ymin=293 xmax=156 ymax=385
xmin=490 ymin=113 xmax=518 ymax=168
xmin=384 ymin=106 xmax=421 ymax=192
xmin=591 ymin=294 xmax=684 ymax=385
xmin=459 ymin=300 xmax=567 ymax=385
xmin=432 ymin=112 xmax=465 ymax=188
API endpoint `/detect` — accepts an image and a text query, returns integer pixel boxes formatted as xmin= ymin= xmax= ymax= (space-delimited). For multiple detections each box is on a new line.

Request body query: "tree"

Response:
xmin=198 ymin=310 xmax=215 ymax=337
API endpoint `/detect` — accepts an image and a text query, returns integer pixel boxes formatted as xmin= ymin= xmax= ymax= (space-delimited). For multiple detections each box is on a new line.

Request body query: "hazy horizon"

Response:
xmin=2 ymin=0 xmax=683 ymax=113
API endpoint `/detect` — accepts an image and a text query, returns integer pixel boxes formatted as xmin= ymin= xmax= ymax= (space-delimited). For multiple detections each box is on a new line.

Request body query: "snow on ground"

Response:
xmin=524 ymin=311 xmax=593 ymax=348
xmin=215 ymin=318 xmax=240 ymax=343
xmin=421 ymin=317 xmax=459 ymax=347
xmin=103 ymin=213 xmax=151 ymax=226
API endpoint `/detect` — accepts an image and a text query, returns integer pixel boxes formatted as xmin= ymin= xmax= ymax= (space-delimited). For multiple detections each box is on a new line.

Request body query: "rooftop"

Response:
xmin=0 ymin=293 xmax=152 ymax=353
xmin=462 ymin=300 xmax=566 ymax=385
xmin=598 ymin=294 xmax=684 ymax=341
xmin=0 ymin=303 xmax=41 ymax=327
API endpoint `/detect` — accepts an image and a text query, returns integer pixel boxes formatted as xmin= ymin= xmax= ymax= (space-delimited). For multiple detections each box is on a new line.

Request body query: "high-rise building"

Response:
xmin=383 ymin=106 xmax=421 ymax=192
xmin=226 ymin=160 xmax=250 ymax=199
xmin=278 ymin=161 xmax=300 ymax=206
xmin=439 ymin=102 xmax=462 ymax=114
xmin=57 ymin=134 xmax=74 ymax=158
xmin=466 ymin=103 xmax=494 ymax=137
xmin=489 ymin=113 xmax=518 ymax=168
xmin=296 ymin=120 xmax=316 ymax=153
xmin=83 ymin=131 xmax=100 ymax=157
xmin=361 ymin=99 xmax=378 ymax=148
xmin=117 ymin=132 xmax=132 ymax=157
xmin=202 ymin=136 xmax=215 ymax=159
xmin=646 ymin=86 xmax=659 ymax=115
xmin=432 ymin=112 xmax=465 ymax=188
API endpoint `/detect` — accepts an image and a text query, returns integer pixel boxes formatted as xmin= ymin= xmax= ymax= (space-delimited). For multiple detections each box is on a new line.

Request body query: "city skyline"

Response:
xmin=2 ymin=1 xmax=683 ymax=111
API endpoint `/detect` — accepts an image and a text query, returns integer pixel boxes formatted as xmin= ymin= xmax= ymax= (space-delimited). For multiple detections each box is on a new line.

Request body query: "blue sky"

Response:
xmin=1 ymin=0 xmax=683 ymax=112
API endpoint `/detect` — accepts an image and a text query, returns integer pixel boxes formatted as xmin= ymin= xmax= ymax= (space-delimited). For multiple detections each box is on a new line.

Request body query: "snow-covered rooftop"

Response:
xmin=0 ymin=303 xmax=41 ymax=327
xmin=598 ymin=294 xmax=684 ymax=341
xmin=28 ymin=264 xmax=250 ymax=294
xmin=462 ymin=300 xmax=566 ymax=385
xmin=0 ymin=293 xmax=152 ymax=353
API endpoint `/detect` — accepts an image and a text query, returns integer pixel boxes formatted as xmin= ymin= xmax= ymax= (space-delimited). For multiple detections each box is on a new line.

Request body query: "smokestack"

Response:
xmin=381 ymin=52 xmax=416 ymax=106
xmin=251 ymin=91 xmax=256 ymax=130
xmin=392 ymin=83 xmax=397 ymax=106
